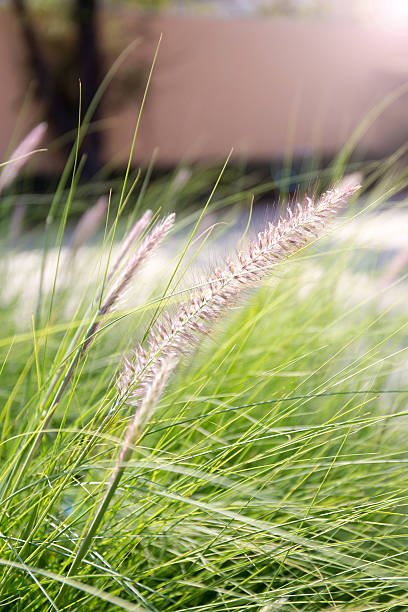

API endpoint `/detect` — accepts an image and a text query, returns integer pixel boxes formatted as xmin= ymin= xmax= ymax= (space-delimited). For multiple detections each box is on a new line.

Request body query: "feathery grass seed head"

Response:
xmin=118 ymin=182 xmax=359 ymax=405
xmin=0 ymin=122 xmax=47 ymax=194
xmin=101 ymin=212 xmax=175 ymax=316
xmin=109 ymin=209 xmax=153 ymax=279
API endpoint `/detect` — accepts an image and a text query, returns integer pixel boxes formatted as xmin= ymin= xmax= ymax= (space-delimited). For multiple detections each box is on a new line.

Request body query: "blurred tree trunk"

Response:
xmin=12 ymin=0 xmax=103 ymax=177
xmin=73 ymin=0 xmax=102 ymax=176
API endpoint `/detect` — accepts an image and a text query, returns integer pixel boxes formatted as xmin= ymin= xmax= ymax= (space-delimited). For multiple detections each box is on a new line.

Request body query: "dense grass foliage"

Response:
xmin=1 ymin=163 xmax=408 ymax=612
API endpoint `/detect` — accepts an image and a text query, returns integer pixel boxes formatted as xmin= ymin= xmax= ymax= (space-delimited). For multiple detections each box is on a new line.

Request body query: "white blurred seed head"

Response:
xmin=0 ymin=122 xmax=47 ymax=194
xmin=71 ymin=196 xmax=108 ymax=251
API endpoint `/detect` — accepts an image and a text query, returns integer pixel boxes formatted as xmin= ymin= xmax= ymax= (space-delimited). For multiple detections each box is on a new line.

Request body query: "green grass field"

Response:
xmin=1 ymin=142 xmax=408 ymax=612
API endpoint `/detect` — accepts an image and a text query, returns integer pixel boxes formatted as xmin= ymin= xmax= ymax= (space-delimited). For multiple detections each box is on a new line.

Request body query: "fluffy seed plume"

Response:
xmin=70 ymin=196 xmax=108 ymax=252
xmin=79 ymin=212 xmax=174 ymax=358
xmin=115 ymin=356 xmax=176 ymax=468
xmin=0 ymin=122 xmax=47 ymax=194
xmin=118 ymin=182 xmax=359 ymax=406
xmin=39 ymin=211 xmax=173 ymax=440
xmin=108 ymin=209 xmax=153 ymax=280
xmin=101 ymin=212 xmax=175 ymax=316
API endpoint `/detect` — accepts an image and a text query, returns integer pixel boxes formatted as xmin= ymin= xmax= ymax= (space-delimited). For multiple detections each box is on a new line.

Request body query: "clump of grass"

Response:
xmin=1 ymin=123 xmax=408 ymax=611
xmin=62 ymin=183 xmax=358 ymax=592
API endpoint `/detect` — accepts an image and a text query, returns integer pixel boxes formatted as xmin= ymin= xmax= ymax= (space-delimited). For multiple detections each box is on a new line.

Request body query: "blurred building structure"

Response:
xmin=0 ymin=1 xmax=408 ymax=169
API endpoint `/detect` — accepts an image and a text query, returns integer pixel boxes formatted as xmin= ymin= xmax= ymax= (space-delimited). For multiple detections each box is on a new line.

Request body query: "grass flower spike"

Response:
xmin=40 ymin=211 xmax=174 ymax=429
xmin=70 ymin=195 xmax=109 ymax=252
xmin=0 ymin=122 xmax=47 ymax=194
xmin=120 ymin=182 xmax=360 ymax=405
xmin=79 ymin=211 xmax=174 ymax=359
xmin=100 ymin=212 xmax=175 ymax=316
xmin=108 ymin=209 xmax=153 ymax=279
xmin=112 ymin=356 xmax=176 ymax=481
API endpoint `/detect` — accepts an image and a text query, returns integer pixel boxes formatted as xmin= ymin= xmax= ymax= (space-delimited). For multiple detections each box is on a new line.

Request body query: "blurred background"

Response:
xmin=1 ymin=0 xmax=408 ymax=223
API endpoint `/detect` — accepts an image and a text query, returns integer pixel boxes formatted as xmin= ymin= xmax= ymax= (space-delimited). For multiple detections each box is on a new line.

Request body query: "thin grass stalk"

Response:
xmin=13 ymin=393 xmax=125 ymax=567
xmin=35 ymin=42 xmax=141 ymax=330
xmin=62 ymin=357 xmax=175 ymax=589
